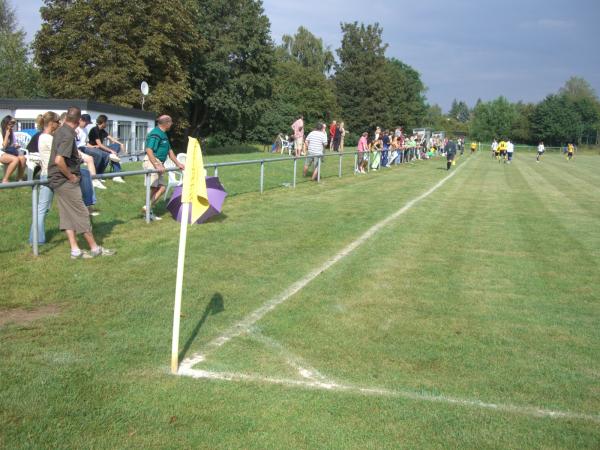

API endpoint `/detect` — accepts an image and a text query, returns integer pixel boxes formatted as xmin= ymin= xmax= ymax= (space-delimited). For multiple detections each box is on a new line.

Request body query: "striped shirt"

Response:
xmin=306 ymin=130 xmax=327 ymax=155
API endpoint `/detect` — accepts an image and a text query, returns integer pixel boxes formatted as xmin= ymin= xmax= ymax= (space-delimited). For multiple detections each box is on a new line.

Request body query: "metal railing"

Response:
xmin=1 ymin=148 xmax=428 ymax=256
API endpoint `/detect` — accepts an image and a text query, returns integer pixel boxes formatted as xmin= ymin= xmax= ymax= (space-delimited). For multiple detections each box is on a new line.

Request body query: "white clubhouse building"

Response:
xmin=0 ymin=99 xmax=156 ymax=161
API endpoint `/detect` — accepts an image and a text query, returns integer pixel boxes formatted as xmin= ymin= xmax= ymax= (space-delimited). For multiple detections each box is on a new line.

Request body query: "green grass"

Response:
xmin=1 ymin=151 xmax=599 ymax=448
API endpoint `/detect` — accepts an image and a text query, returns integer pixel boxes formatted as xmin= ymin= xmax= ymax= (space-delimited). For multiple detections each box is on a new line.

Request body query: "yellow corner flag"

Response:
xmin=181 ymin=137 xmax=210 ymax=223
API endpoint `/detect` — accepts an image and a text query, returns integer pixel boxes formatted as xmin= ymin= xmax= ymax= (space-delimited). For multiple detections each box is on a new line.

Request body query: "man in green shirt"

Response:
xmin=142 ymin=115 xmax=185 ymax=220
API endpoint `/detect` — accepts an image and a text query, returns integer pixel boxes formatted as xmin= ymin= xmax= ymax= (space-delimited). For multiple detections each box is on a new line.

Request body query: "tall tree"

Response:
xmin=189 ymin=0 xmax=274 ymax=143
xmin=334 ymin=22 xmax=389 ymax=134
xmin=34 ymin=0 xmax=197 ymax=132
xmin=558 ymin=76 xmax=600 ymax=144
xmin=251 ymin=56 xmax=339 ymax=144
xmin=470 ymin=96 xmax=518 ymax=141
xmin=280 ymin=26 xmax=335 ymax=74
xmin=559 ymin=76 xmax=598 ymax=101
xmin=0 ymin=0 xmax=42 ymax=97
xmin=449 ymin=99 xmax=470 ymax=123
xmin=385 ymin=58 xmax=427 ymax=129
xmin=531 ymin=94 xmax=583 ymax=145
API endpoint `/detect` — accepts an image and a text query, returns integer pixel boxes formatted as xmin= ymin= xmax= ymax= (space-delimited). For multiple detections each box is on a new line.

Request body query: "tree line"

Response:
xmin=2 ymin=0 xmax=598 ymax=148
xmin=433 ymin=77 xmax=600 ymax=146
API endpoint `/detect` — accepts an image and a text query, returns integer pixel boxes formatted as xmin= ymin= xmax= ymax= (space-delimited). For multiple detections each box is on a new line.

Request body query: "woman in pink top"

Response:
xmin=356 ymin=132 xmax=368 ymax=174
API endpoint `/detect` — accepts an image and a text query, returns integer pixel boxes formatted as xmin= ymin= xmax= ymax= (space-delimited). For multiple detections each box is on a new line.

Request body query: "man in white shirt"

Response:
xmin=506 ymin=139 xmax=514 ymax=163
xmin=536 ymin=141 xmax=545 ymax=162
xmin=303 ymin=122 xmax=328 ymax=181
xmin=491 ymin=139 xmax=498 ymax=159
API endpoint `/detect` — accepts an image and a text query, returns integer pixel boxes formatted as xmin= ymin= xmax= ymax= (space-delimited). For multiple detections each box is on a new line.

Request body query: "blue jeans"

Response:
xmin=29 ymin=175 xmax=54 ymax=244
xmin=80 ymin=168 xmax=96 ymax=207
xmin=107 ymin=143 xmax=122 ymax=173
xmin=81 ymin=147 xmax=110 ymax=174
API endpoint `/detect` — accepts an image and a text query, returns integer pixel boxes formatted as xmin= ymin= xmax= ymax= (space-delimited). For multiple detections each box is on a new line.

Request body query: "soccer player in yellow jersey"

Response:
xmin=567 ymin=143 xmax=575 ymax=161
xmin=470 ymin=142 xmax=477 ymax=154
xmin=497 ymin=140 xmax=506 ymax=162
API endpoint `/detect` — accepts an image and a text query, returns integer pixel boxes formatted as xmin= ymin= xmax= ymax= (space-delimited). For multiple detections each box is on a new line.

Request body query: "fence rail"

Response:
xmin=1 ymin=147 xmax=432 ymax=257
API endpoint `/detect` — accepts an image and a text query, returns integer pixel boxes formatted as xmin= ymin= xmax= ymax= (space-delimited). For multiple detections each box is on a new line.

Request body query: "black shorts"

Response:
xmin=500 ymin=150 xmax=506 ymax=156
xmin=446 ymin=153 xmax=455 ymax=161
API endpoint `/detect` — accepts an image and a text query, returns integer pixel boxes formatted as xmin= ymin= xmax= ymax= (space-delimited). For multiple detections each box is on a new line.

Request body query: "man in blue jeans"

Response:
xmin=87 ymin=114 xmax=125 ymax=183
xmin=77 ymin=114 xmax=109 ymax=180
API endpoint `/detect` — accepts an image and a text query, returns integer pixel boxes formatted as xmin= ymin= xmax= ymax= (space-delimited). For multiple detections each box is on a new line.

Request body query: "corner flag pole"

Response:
xmin=171 ymin=137 xmax=209 ymax=375
xmin=171 ymin=201 xmax=191 ymax=374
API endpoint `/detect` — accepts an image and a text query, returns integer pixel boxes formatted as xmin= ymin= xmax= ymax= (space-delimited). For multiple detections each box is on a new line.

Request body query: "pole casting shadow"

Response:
xmin=178 ymin=293 xmax=224 ymax=362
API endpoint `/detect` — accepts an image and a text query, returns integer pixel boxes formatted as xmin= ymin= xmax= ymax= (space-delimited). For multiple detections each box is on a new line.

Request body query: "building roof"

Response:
xmin=0 ymin=98 xmax=156 ymax=120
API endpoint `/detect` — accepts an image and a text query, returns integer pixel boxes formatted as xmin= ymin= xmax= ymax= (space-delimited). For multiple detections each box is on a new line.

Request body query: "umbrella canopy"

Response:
xmin=167 ymin=177 xmax=227 ymax=224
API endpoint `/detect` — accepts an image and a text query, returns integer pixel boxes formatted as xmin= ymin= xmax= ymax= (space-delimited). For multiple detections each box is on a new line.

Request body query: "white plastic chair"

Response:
xmin=14 ymin=132 xmax=41 ymax=180
xmin=281 ymin=135 xmax=293 ymax=156
xmin=163 ymin=158 xmax=183 ymax=200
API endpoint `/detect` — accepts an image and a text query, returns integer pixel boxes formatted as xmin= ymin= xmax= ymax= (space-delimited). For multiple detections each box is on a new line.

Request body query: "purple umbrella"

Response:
xmin=167 ymin=177 xmax=228 ymax=224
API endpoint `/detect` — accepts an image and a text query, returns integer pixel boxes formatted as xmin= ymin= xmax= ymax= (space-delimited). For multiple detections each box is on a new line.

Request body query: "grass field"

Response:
xmin=1 ymin=150 xmax=599 ymax=448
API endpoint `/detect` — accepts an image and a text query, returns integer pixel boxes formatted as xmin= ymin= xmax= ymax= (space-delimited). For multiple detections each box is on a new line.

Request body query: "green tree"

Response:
xmin=531 ymin=94 xmax=582 ymax=145
xmin=449 ymin=99 xmax=470 ymax=123
xmin=559 ymin=76 xmax=598 ymax=100
xmin=252 ymin=29 xmax=339 ymax=144
xmin=385 ymin=58 xmax=427 ymax=129
xmin=34 ymin=0 xmax=197 ymax=133
xmin=470 ymin=96 xmax=518 ymax=141
xmin=188 ymin=0 xmax=274 ymax=144
xmin=558 ymin=77 xmax=600 ymax=144
xmin=280 ymin=26 xmax=334 ymax=74
xmin=512 ymin=102 xmax=535 ymax=144
xmin=423 ymin=104 xmax=443 ymax=129
xmin=0 ymin=0 xmax=43 ymax=97
xmin=334 ymin=22 xmax=389 ymax=134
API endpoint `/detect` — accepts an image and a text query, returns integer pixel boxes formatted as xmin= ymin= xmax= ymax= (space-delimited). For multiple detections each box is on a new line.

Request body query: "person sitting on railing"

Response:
xmin=1 ymin=115 xmax=27 ymax=181
xmin=141 ymin=115 xmax=185 ymax=221
xmin=77 ymin=114 xmax=109 ymax=188
xmin=87 ymin=115 xmax=125 ymax=183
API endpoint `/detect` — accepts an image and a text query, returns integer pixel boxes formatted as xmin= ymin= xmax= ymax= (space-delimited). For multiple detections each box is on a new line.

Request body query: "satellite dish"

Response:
xmin=141 ymin=81 xmax=149 ymax=96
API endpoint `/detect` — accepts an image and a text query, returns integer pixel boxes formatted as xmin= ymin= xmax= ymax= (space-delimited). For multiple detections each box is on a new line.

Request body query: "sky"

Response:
xmin=13 ymin=0 xmax=600 ymax=112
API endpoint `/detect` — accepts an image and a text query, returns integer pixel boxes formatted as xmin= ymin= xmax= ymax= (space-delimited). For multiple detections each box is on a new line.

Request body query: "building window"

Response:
xmin=117 ymin=121 xmax=132 ymax=154
xmin=17 ymin=119 xmax=36 ymax=131
xmin=136 ymin=122 xmax=149 ymax=154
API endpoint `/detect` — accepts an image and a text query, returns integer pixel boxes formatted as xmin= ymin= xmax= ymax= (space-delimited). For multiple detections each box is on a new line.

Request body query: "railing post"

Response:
xmin=293 ymin=158 xmax=297 ymax=188
xmin=338 ymin=153 xmax=342 ymax=178
xmin=214 ymin=167 xmax=218 ymax=177
xmin=145 ymin=173 xmax=151 ymax=223
xmin=317 ymin=156 xmax=321 ymax=183
xmin=260 ymin=161 xmax=264 ymax=194
xmin=32 ymin=184 xmax=39 ymax=257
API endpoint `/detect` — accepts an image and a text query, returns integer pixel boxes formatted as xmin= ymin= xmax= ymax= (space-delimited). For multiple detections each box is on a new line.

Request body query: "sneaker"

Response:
xmin=149 ymin=212 xmax=162 ymax=221
xmin=84 ymin=246 xmax=116 ymax=258
xmin=109 ymin=154 xmax=121 ymax=163
xmin=113 ymin=176 xmax=125 ymax=183
xmin=71 ymin=249 xmax=90 ymax=259
xmin=90 ymin=211 xmax=100 ymax=217
xmin=92 ymin=179 xmax=106 ymax=189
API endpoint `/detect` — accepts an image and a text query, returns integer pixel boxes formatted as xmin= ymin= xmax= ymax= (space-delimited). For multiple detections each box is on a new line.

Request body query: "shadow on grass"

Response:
xmin=178 ymin=293 xmax=225 ymax=362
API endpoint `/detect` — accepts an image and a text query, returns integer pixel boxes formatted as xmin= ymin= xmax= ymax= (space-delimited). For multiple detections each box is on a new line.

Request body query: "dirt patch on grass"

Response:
xmin=0 ymin=305 xmax=61 ymax=327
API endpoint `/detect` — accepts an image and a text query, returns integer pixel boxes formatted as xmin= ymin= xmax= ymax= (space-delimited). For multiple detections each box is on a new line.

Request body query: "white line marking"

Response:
xmin=180 ymin=160 xmax=469 ymax=371
xmin=248 ymin=329 xmax=330 ymax=381
xmin=178 ymin=367 xmax=600 ymax=423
